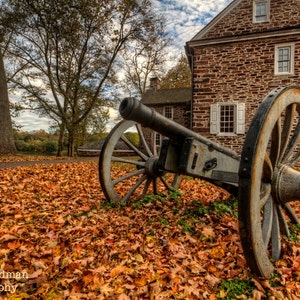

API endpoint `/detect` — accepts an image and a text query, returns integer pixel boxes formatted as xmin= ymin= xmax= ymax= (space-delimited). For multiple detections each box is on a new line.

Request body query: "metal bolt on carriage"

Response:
xmin=99 ymin=86 xmax=300 ymax=278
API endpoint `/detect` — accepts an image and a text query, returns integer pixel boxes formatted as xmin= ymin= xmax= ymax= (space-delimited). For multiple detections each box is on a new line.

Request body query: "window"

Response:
xmin=152 ymin=132 xmax=161 ymax=154
xmin=220 ymin=105 xmax=235 ymax=133
xmin=155 ymin=132 xmax=161 ymax=147
xmin=253 ymin=0 xmax=270 ymax=23
xmin=163 ymin=106 xmax=173 ymax=119
xmin=275 ymin=44 xmax=295 ymax=75
xmin=210 ymin=103 xmax=245 ymax=136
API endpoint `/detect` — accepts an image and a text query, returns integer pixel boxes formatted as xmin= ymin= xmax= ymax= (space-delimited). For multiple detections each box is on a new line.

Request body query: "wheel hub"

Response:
xmin=144 ymin=155 xmax=163 ymax=177
xmin=273 ymin=164 xmax=300 ymax=204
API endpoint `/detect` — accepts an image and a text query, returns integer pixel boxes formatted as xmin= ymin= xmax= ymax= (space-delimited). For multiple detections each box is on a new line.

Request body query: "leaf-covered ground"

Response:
xmin=0 ymin=155 xmax=72 ymax=163
xmin=0 ymin=158 xmax=299 ymax=299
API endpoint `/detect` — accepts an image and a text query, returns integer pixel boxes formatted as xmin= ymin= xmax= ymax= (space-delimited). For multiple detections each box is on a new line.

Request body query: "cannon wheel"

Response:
xmin=239 ymin=86 xmax=300 ymax=278
xmin=99 ymin=120 xmax=182 ymax=203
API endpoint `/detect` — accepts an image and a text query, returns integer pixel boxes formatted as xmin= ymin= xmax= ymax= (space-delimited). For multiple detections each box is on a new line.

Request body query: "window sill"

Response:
xmin=274 ymin=72 xmax=294 ymax=76
xmin=216 ymin=133 xmax=237 ymax=137
xmin=253 ymin=20 xmax=269 ymax=24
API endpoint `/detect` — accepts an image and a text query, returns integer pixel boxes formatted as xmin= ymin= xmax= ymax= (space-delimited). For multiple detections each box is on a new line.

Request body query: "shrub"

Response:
xmin=44 ymin=141 xmax=58 ymax=154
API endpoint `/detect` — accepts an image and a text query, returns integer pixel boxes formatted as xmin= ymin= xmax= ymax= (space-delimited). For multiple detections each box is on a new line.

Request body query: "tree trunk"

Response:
xmin=67 ymin=131 xmax=75 ymax=157
xmin=0 ymin=49 xmax=17 ymax=155
xmin=57 ymin=122 xmax=65 ymax=157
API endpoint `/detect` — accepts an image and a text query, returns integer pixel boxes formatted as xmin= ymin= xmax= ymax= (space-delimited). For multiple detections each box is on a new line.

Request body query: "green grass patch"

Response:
xmin=210 ymin=197 xmax=238 ymax=218
xmin=217 ymin=278 xmax=255 ymax=299
xmin=178 ymin=218 xmax=195 ymax=234
xmin=288 ymin=224 xmax=300 ymax=242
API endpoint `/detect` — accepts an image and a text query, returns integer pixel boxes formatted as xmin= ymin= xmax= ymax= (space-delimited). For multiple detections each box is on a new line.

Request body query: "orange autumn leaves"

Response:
xmin=0 ymin=159 xmax=298 ymax=299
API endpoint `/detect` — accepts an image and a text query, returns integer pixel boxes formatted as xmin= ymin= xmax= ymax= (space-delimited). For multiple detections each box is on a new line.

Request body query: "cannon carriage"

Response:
xmin=99 ymin=86 xmax=300 ymax=278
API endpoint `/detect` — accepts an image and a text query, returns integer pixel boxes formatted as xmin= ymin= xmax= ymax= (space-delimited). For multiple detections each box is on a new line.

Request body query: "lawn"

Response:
xmin=0 ymin=156 xmax=299 ymax=299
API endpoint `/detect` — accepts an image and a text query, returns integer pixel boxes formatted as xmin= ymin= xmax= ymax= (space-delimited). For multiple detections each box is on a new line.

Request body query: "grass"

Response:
xmin=288 ymin=224 xmax=300 ymax=242
xmin=127 ymin=190 xmax=238 ymax=235
xmin=217 ymin=278 xmax=255 ymax=299
xmin=210 ymin=197 xmax=238 ymax=218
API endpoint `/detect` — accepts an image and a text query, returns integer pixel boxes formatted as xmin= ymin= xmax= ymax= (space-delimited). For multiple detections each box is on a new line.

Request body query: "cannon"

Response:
xmin=99 ymin=86 xmax=300 ymax=278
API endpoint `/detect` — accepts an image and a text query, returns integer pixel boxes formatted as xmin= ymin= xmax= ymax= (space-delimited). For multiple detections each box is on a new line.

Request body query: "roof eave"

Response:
xmin=187 ymin=27 xmax=300 ymax=48
xmin=190 ymin=0 xmax=242 ymax=42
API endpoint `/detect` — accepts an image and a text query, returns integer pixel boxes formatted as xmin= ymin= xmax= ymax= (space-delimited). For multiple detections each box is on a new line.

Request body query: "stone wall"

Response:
xmin=141 ymin=103 xmax=191 ymax=153
xmin=203 ymin=0 xmax=300 ymax=39
xmin=192 ymin=36 xmax=300 ymax=153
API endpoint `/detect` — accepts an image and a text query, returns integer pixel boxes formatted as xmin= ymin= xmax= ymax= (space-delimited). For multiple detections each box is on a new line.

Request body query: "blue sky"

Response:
xmin=153 ymin=0 xmax=232 ymax=53
xmin=13 ymin=0 xmax=233 ymax=132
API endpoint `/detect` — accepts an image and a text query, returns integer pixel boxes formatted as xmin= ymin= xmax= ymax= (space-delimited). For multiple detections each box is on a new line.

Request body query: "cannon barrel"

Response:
xmin=119 ymin=97 xmax=239 ymax=159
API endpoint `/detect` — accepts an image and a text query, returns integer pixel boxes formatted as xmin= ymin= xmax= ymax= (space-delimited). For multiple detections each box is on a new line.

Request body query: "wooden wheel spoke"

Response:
xmin=271 ymin=205 xmax=281 ymax=260
xmin=136 ymin=124 xmax=153 ymax=157
xmin=121 ymin=135 xmax=148 ymax=161
xmin=111 ymin=156 xmax=145 ymax=167
xmin=283 ymin=203 xmax=300 ymax=225
xmin=153 ymin=178 xmax=158 ymax=194
xmin=263 ymin=155 xmax=273 ymax=180
xmin=142 ymin=178 xmax=152 ymax=195
xmin=121 ymin=175 xmax=148 ymax=202
xmin=279 ymin=104 xmax=296 ymax=162
xmin=262 ymin=198 xmax=273 ymax=248
xmin=270 ymin=119 xmax=281 ymax=166
xmin=112 ymin=168 xmax=145 ymax=185
xmin=284 ymin=119 xmax=300 ymax=164
xmin=260 ymin=183 xmax=271 ymax=209
xmin=277 ymin=205 xmax=290 ymax=236
xmin=159 ymin=175 xmax=170 ymax=190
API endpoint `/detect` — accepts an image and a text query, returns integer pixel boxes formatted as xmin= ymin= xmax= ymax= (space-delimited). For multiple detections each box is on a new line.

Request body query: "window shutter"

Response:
xmin=236 ymin=103 xmax=245 ymax=134
xmin=210 ymin=104 xmax=218 ymax=134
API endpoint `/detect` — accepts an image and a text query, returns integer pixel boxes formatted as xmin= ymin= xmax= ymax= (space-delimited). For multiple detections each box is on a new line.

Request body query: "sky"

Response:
xmin=153 ymin=0 xmax=232 ymax=55
xmin=13 ymin=0 xmax=233 ymax=132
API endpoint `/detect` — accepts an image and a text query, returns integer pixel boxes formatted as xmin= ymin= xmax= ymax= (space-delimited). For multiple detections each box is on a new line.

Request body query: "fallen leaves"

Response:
xmin=0 ymin=154 xmax=72 ymax=163
xmin=0 ymin=159 xmax=298 ymax=299
xmin=210 ymin=246 xmax=225 ymax=260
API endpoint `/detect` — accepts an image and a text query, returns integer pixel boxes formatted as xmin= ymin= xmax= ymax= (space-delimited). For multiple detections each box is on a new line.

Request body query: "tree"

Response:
xmin=160 ymin=53 xmax=191 ymax=89
xmin=75 ymin=102 xmax=110 ymax=148
xmin=3 ymin=0 xmax=164 ymax=156
xmin=120 ymin=16 xmax=169 ymax=98
xmin=0 ymin=47 xmax=17 ymax=154
xmin=0 ymin=3 xmax=22 ymax=155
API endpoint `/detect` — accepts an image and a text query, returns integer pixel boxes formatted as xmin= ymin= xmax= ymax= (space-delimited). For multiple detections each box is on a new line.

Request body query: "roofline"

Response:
xmin=190 ymin=0 xmax=241 ymax=41
xmin=187 ymin=27 xmax=300 ymax=48
xmin=143 ymin=87 xmax=191 ymax=93
xmin=142 ymin=100 xmax=191 ymax=105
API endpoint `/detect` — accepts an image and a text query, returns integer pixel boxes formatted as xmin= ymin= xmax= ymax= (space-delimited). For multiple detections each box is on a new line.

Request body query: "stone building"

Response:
xmin=141 ymin=77 xmax=192 ymax=152
xmin=185 ymin=0 xmax=300 ymax=153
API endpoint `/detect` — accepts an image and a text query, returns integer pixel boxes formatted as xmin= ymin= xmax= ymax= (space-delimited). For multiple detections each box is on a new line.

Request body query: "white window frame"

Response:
xmin=152 ymin=132 xmax=161 ymax=155
xmin=163 ymin=106 xmax=173 ymax=119
xmin=253 ymin=0 xmax=270 ymax=23
xmin=210 ymin=103 xmax=245 ymax=136
xmin=274 ymin=44 xmax=295 ymax=75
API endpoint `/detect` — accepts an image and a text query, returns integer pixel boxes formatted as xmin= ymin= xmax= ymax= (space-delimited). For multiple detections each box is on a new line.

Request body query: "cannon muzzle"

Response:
xmin=120 ymin=97 xmax=198 ymax=143
xmin=119 ymin=97 xmax=239 ymax=158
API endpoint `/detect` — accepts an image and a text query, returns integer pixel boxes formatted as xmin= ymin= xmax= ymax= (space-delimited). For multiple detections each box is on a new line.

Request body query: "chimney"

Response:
xmin=149 ymin=77 xmax=161 ymax=91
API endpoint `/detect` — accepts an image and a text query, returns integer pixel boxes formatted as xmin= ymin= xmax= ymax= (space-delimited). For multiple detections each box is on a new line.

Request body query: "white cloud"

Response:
xmin=106 ymin=107 xmax=120 ymax=131
xmin=14 ymin=110 xmax=51 ymax=132
xmin=154 ymin=0 xmax=232 ymax=47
